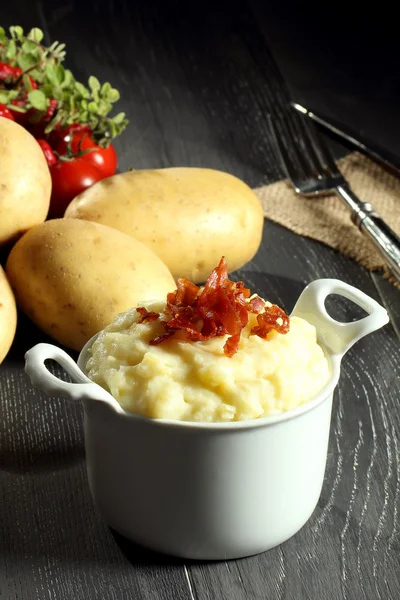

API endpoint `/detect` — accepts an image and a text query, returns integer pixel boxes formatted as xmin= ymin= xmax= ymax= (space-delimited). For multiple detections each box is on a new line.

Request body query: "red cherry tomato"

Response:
xmin=44 ymin=98 xmax=58 ymax=120
xmin=10 ymin=99 xmax=29 ymax=125
xmin=49 ymin=159 xmax=103 ymax=218
xmin=0 ymin=61 xmax=14 ymax=80
xmin=37 ymin=139 xmax=57 ymax=167
xmin=47 ymin=123 xmax=91 ymax=148
xmin=7 ymin=66 xmax=39 ymax=124
xmin=8 ymin=66 xmax=37 ymax=89
xmin=0 ymin=103 xmax=14 ymax=120
xmin=27 ymin=75 xmax=38 ymax=90
xmin=28 ymin=99 xmax=59 ymax=138
xmin=56 ymin=131 xmax=117 ymax=178
xmin=11 ymin=66 xmax=23 ymax=78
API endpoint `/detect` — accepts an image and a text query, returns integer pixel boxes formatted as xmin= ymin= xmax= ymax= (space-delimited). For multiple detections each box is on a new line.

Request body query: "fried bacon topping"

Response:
xmin=136 ymin=257 xmax=290 ymax=357
xmin=136 ymin=306 xmax=160 ymax=323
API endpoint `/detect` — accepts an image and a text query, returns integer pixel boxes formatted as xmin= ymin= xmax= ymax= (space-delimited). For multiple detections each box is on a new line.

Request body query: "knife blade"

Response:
xmin=292 ymin=103 xmax=400 ymax=176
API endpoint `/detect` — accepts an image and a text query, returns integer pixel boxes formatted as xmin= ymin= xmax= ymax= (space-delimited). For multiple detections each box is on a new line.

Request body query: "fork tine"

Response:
xmin=271 ymin=109 xmax=326 ymax=185
xmin=296 ymin=110 xmax=339 ymax=177
xmin=292 ymin=116 xmax=325 ymax=178
xmin=268 ymin=114 xmax=303 ymax=189
xmin=269 ymin=107 xmax=343 ymax=196
xmin=269 ymin=113 xmax=319 ymax=185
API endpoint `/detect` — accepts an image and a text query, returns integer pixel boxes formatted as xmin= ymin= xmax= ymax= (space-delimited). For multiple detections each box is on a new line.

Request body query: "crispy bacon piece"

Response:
xmin=248 ymin=295 xmax=265 ymax=314
xmin=224 ymin=333 xmax=241 ymax=358
xmin=136 ymin=306 xmax=160 ymax=323
xmin=167 ymin=278 xmax=200 ymax=307
xmin=251 ymin=305 xmax=290 ymax=337
xmin=145 ymin=257 xmax=290 ymax=356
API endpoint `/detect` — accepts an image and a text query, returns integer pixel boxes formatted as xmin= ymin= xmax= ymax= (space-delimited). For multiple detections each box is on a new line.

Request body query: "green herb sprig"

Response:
xmin=0 ymin=25 xmax=128 ymax=146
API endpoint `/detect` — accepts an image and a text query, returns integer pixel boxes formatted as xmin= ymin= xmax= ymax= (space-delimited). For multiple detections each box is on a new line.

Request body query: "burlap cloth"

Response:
xmin=254 ymin=152 xmax=400 ymax=280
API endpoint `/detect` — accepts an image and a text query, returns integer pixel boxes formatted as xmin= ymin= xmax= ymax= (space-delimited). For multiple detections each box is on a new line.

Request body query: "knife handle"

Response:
xmin=336 ymin=184 xmax=400 ymax=284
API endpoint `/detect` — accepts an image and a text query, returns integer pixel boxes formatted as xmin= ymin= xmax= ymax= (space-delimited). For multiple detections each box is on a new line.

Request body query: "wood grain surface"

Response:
xmin=1 ymin=1 xmax=399 ymax=599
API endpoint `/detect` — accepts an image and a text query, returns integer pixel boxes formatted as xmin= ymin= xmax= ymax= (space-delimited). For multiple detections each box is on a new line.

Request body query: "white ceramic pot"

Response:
xmin=25 ymin=279 xmax=389 ymax=560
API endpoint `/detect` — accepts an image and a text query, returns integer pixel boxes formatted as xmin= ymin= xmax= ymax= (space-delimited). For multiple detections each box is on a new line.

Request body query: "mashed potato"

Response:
xmin=86 ymin=299 xmax=330 ymax=422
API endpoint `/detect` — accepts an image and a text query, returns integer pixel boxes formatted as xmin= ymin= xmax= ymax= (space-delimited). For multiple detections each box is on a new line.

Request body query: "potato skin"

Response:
xmin=0 ymin=266 xmax=17 ymax=363
xmin=0 ymin=117 xmax=51 ymax=246
xmin=64 ymin=168 xmax=264 ymax=282
xmin=6 ymin=219 xmax=175 ymax=351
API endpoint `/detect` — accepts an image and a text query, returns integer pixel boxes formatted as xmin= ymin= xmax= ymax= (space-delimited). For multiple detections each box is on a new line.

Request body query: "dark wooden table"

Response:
xmin=1 ymin=2 xmax=399 ymax=599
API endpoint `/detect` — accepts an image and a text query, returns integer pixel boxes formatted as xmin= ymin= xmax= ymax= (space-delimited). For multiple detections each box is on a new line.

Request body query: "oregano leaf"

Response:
xmin=88 ymin=76 xmax=100 ymax=92
xmin=23 ymin=74 xmax=34 ymax=91
xmin=100 ymin=82 xmax=111 ymax=96
xmin=10 ymin=25 xmax=24 ymax=40
xmin=8 ymin=103 xmax=25 ymax=112
xmin=28 ymin=89 xmax=47 ymax=110
xmin=6 ymin=40 xmax=17 ymax=59
xmin=74 ymin=82 xmax=90 ymax=98
xmin=107 ymin=88 xmax=120 ymax=102
xmin=27 ymin=28 xmax=44 ymax=43
xmin=55 ymin=64 xmax=65 ymax=84
xmin=113 ymin=112 xmax=126 ymax=124
xmin=22 ymin=40 xmax=38 ymax=53
xmin=0 ymin=25 xmax=128 ymax=145
xmin=17 ymin=53 xmax=38 ymax=71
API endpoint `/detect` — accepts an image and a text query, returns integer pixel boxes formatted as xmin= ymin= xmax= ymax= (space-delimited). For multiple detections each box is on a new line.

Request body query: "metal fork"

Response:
xmin=268 ymin=104 xmax=400 ymax=284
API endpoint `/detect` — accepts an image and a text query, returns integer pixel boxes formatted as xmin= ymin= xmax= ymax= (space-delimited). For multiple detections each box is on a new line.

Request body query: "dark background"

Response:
xmin=3 ymin=0 xmax=400 ymax=179
xmin=258 ymin=3 xmax=400 ymax=164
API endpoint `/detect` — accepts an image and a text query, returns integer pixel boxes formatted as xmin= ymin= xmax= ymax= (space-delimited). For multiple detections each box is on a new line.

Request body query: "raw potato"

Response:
xmin=6 ymin=219 xmax=175 ymax=351
xmin=0 ymin=266 xmax=17 ymax=363
xmin=0 ymin=117 xmax=51 ymax=246
xmin=65 ymin=168 xmax=264 ymax=282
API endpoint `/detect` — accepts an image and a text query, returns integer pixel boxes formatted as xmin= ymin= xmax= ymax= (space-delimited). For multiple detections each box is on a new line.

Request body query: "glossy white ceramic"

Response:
xmin=25 ymin=279 xmax=389 ymax=559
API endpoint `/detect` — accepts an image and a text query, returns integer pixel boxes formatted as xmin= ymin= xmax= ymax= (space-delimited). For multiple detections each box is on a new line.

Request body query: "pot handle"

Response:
xmin=291 ymin=279 xmax=389 ymax=356
xmin=25 ymin=343 xmax=123 ymax=411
